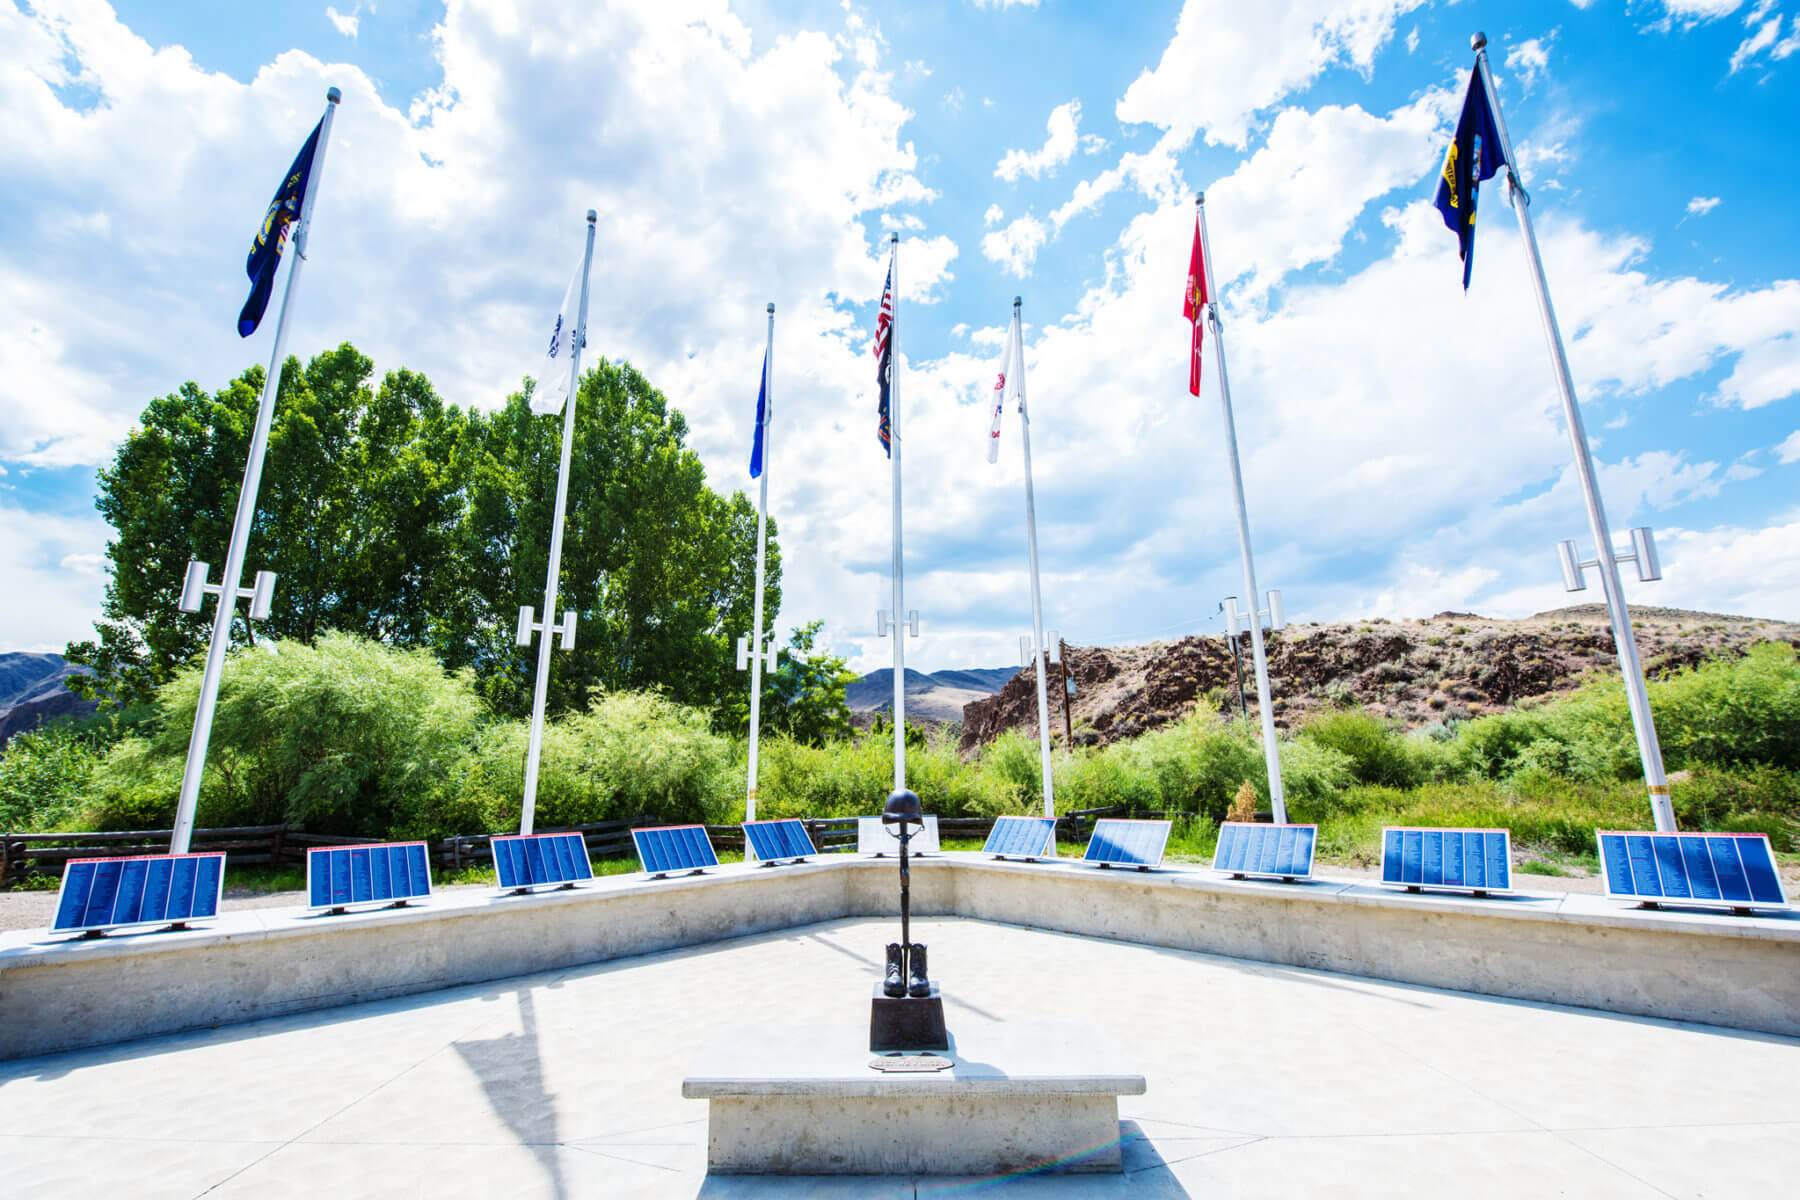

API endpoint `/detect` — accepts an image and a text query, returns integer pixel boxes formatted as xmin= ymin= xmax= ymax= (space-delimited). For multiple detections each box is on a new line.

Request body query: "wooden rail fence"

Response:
xmin=1 ymin=805 xmax=1126 ymax=884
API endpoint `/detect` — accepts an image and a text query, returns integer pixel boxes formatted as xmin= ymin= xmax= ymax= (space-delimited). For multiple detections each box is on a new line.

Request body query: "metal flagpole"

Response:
xmin=746 ymin=302 xmax=775 ymax=821
xmin=1196 ymin=193 xmax=1288 ymax=825
xmin=888 ymin=233 xmax=909 ymax=791
xmin=169 ymin=86 xmax=343 ymax=855
xmin=519 ymin=210 xmax=598 ymax=836
xmin=1472 ymin=33 xmax=1674 ymax=831
xmin=1012 ymin=298 xmax=1056 ymax=819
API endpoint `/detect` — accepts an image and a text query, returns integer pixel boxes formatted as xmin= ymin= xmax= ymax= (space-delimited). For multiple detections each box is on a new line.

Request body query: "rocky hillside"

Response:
xmin=849 ymin=666 xmax=1018 ymax=724
xmin=960 ymin=606 xmax=1798 ymax=752
xmin=0 ymin=653 xmax=96 ymax=746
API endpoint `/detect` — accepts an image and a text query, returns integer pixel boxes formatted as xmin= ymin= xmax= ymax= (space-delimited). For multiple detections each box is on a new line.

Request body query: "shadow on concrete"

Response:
xmin=451 ymin=987 xmax=567 ymax=1197
xmin=8 ymin=912 xmax=1797 ymax=1090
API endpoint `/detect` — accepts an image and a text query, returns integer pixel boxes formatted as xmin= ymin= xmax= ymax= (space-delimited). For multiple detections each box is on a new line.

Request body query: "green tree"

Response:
xmin=460 ymin=360 xmax=777 ymax=719
xmin=66 ymin=346 xmax=777 ymax=721
xmin=67 ymin=346 xmax=474 ymax=703
xmin=760 ymin=620 xmax=857 ymax=744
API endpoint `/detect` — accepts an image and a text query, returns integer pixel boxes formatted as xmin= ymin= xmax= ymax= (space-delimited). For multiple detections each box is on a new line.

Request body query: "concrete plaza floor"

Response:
xmin=2 ymin=916 xmax=1793 ymax=1198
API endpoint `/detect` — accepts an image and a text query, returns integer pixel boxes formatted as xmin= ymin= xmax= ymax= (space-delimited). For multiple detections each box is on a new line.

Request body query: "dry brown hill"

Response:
xmin=959 ymin=606 xmax=1798 ymax=752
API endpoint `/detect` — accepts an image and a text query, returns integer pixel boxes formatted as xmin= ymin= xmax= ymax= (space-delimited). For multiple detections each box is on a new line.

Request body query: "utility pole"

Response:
xmin=1058 ymin=637 xmax=1075 ymax=747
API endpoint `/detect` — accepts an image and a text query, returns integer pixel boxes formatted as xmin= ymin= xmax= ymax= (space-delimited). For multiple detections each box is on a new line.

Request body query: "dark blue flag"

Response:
xmin=239 ymin=118 xmax=322 ymax=337
xmin=749 ymin=349 xmax=769 ymax=478
xmin=1434 ymin=68 xmax=1508 ymax=290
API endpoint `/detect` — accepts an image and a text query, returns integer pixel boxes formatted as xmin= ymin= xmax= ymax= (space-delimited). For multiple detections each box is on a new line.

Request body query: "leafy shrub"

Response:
xmin=1451 ymin=709 xmax=1556 ymax=779
xmin=1298 ymin=709 xmax=1421 ymax=788
xmin=458 ymin=690 xmax=736 ymax=834
xmin=1648 ymin=643 xmax=1800 ymax=771
xmin=1054 ymin=742 xmax=1162 ymax=813
xmin=0 ymin=725 xmax=106 ymax=830
xmin=981 ymin=730 xmax=1046 ymax=807
xmin=754 ymin=732 xmax=892 ymax=819
xmin=85 ymin=634 xmax=484 ymax=835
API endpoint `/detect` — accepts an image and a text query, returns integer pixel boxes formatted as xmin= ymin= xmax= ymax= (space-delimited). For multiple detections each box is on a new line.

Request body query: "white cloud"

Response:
xmin=1686 ymin=195 xmax=1722 ymax=215
xmin=1729 ymin=10 xmax=1781 ymax=70
xmin=1405 ymin=27 xmax=1419 ymax=54
xmin=981 ymin=213 xmax=1048 ymax=277
xmin=1197 ymin=92 xmax=1453 ymax=300
xmin=1775 ymin=431 xmax=1800 ymax=463
xmin=0 ymin=505 xmax=110 ymax=652
xmin=325 ymin=6 xmax=359 ymax=39
xmin=970 ymin=0 xmax=1040 ymax=8
xmin=1506 ymin=35 xmax=1553 ymax=91
xmin=1613 ymin=516 xmax=1800 ymax=621
xmin=994 ymin=99 xmax=1083 ymax=182
xmin=902 ymin=179 xmax=1800 ymax=663
xmin=894 ymin=235 xmax=960 ymax=303
xmin=1115 ymin=0 xmax=1427 ymax=150
xmin=1714 ymin=332 xmax=1800 ymax=408
xmin=4 ymin=0 xmax=1797 ymax=668
xmin=1657 ymin=1 xmax=1746 ymax=27
xmin=0 ymin=0 xmax=955 ymax=655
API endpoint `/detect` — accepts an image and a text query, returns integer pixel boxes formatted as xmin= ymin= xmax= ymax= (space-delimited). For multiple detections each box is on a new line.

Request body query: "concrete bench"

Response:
xmin=682 ymin=1022 xmax=1145 ymax=1175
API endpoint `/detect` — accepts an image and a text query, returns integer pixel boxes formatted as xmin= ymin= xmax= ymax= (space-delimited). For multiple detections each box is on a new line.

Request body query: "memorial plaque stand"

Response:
xmin=869 ymin=981 xmax=948 ymax=1053
xmin=868 ymin=789 xmax=952 ymax=1053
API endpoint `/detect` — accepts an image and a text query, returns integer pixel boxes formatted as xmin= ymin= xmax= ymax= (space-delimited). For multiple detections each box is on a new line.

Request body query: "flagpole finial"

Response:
xmin=1471 ymin=31 xmax=1488 ymax=52
xmin=767 ymin=302 xmax=775 ymax=314
xmin=1013 ymin=296 xmax=1022 ymax=309
xmin=586 ymin=209 xmax=597 ymax=224
xmin=326 ymin=86 xmax=342 ymax=103
xmin=889 ymin=232 xmax=898 ymax=244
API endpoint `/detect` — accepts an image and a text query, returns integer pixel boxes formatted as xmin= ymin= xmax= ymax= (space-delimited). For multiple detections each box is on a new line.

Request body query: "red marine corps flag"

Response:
xmin=1183 ymin=211 xmax=1208 ymax=397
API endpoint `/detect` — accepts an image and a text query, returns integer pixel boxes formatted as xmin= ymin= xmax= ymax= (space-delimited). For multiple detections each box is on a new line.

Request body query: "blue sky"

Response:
xmin=2 ymin=0 xmax=1797 ymax=670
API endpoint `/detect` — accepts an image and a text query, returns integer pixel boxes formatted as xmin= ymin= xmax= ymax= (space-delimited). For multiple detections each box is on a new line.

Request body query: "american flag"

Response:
xmin=874 ymin=258 xmax=894 ymax=456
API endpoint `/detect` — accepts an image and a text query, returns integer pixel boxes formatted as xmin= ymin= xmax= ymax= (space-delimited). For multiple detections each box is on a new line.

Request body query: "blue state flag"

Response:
xmin=239 ymin=117 xmax=323 ymax=337
xmin=749 ymin=349 xmax=769 ymax=478
xmin=1434 ymin=68 xmax=1508 ymax=290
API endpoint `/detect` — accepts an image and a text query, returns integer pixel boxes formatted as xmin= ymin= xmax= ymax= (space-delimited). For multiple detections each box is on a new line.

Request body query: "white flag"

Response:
xmin=985 ymin=313 xmax=1019 ymax=464
xmin=530 ymin=264 xmax=582 ymax=414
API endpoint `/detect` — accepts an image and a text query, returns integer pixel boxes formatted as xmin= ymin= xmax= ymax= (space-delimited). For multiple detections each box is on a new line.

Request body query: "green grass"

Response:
xmin=221 ymin=865 xmax=306 ymax=894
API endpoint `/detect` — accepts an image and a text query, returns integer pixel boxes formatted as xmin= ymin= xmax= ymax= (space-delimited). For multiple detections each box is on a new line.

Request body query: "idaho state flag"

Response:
xmin=1434 ymin=67 xmax=1508 ymax=290
xmin=749 ymin=348 xmax=769 ymax=478
xmin=1183 ymin=213 xmax=1208 ymax=397
xmin=239 ymin=117 xmax=323 ymax=337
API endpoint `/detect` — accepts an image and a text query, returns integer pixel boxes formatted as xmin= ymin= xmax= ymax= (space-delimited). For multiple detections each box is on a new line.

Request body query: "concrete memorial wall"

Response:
xmin=1 ymin=852 xmax=1795 ymax=1060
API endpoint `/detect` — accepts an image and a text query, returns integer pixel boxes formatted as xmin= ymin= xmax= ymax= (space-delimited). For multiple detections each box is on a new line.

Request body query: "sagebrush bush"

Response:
xmin=0 ymin=725 xmax=105 ymax=830
xmin=85 ymin=633 xmax=483 ymax=834
xmin=458 ymin=690 xmax=736 ymax=834
xmin=9 ymin=632 xmax=1794 ymax=869
xmin=1298 ymin=709 xmax=1420 ymax=788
